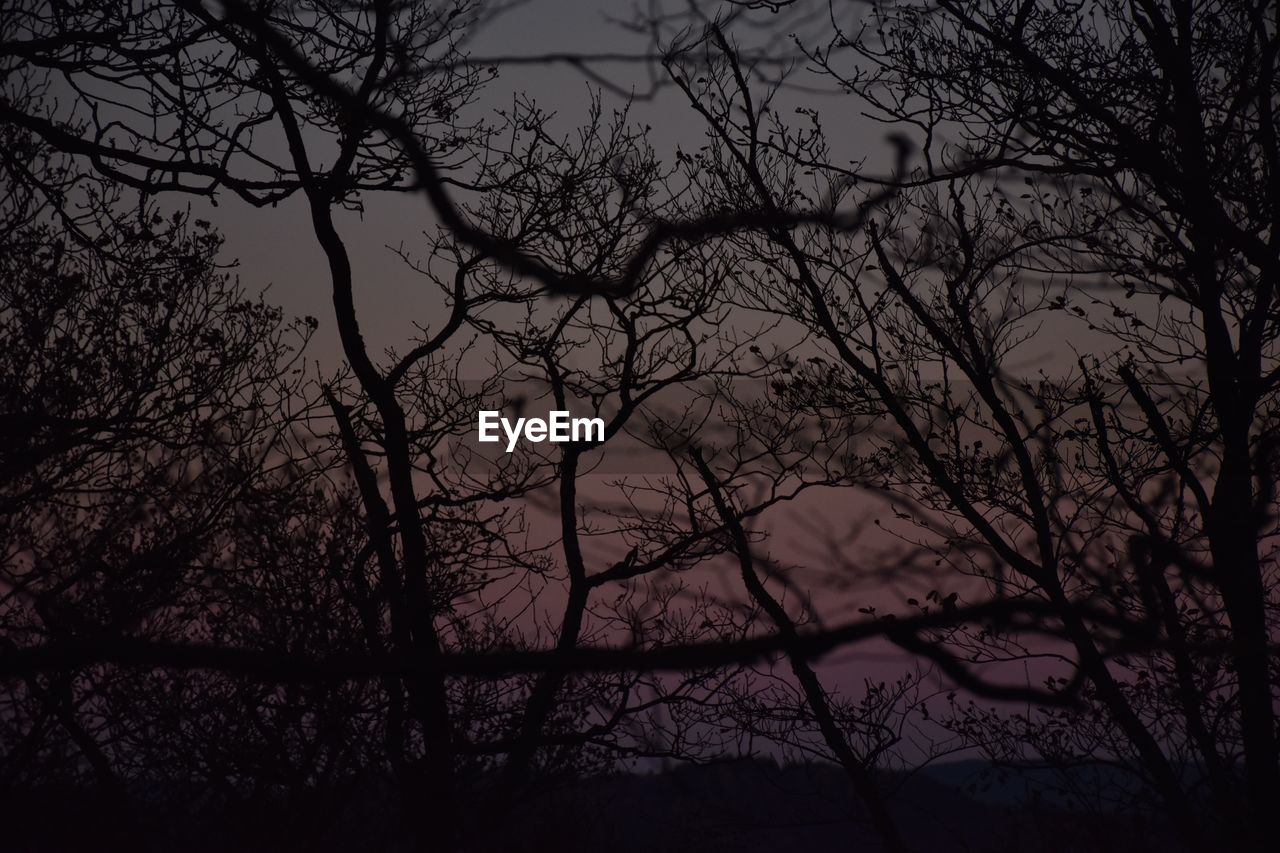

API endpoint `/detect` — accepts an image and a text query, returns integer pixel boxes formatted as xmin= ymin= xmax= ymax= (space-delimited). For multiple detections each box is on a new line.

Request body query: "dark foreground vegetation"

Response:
xmin=5 ymin=759 xmax=1180 ymax=853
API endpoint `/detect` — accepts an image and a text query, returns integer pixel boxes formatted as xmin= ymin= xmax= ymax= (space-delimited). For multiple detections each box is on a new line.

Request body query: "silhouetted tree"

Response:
xmin=647 ymin=1 xmax=1279 ymax=849
xmin=5 ymin=2 xmax=1275 ymax=852
xmin=1 ymin=5 xmax=804 ymax=849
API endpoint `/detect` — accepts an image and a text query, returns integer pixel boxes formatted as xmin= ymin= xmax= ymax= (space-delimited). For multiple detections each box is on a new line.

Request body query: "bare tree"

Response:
xmin=643 ymin=1 xmax=1279 ymax=849
xmin=7 ymin=2 xmax=1274 ymax=851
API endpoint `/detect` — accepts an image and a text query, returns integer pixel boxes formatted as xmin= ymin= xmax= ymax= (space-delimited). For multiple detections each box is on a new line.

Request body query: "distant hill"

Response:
xmin=479 ymin=758 xmax=1173 ymax=853
xmin=915 ymin=758 xmax=1153 ymax=811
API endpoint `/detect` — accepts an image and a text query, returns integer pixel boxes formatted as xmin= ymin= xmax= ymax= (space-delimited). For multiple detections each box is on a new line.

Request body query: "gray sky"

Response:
xmin=200 ymin=0 xmax=898 ymax=370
